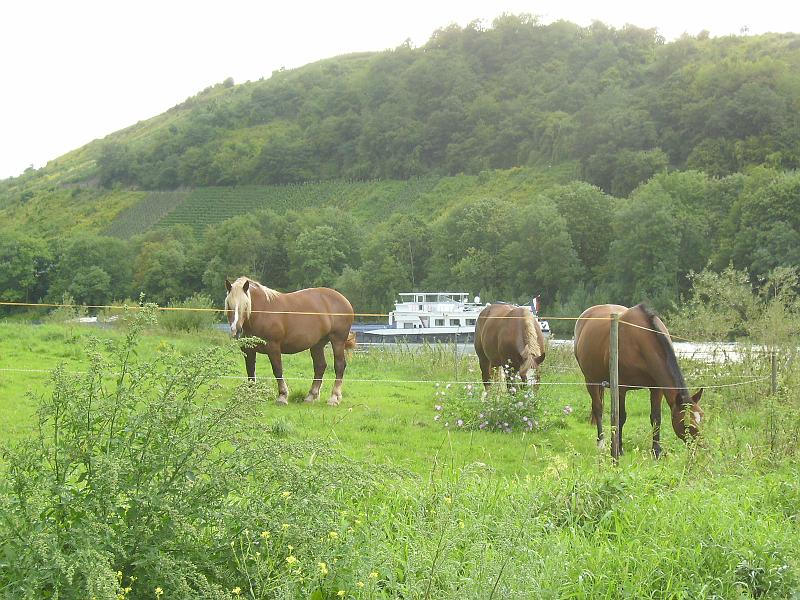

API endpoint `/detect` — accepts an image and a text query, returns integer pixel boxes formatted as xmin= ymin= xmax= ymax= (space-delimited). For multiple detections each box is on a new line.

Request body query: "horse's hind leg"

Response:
xmin=328 ymin=339 xmax=347 ymax=406
xmin=267 ymin=346 xmax=289 ymax=405
xmin=478 ymin=353 xmax=492 ymax=396
xmin=587 ymin=383 xmax=605 ymax=449
xmin=305 ymin=340 xmax=327 ymax=403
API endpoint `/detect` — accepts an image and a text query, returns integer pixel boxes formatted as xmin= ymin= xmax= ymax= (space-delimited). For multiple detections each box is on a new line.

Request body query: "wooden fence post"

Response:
xmin=610 ymin=313 xmax=621 ymax=463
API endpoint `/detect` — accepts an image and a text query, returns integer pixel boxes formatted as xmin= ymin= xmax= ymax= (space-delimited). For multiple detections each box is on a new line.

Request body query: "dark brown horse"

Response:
xmin=474 ymin=304 xmax=546 ymax=392
xmin=225 ymin=277 xmax=356 ymax=406
xmin=573 ymin=303 xmax=703 ymax=457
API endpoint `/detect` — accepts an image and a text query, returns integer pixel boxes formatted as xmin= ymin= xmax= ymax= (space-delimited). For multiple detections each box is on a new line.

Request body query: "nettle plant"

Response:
xmin=0 ymin=305 xmax=379 ymax=599
xmin=433 ymin=366 xmax=566 ymax=433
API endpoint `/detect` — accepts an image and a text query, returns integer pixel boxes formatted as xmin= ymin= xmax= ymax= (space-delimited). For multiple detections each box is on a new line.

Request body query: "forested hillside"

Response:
xmin=2 ymin=14 xmax=800 ymax=320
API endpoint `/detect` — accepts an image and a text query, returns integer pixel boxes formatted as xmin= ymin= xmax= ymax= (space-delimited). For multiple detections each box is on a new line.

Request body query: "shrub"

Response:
xmin=0 ymin=305 xmax=380 ymax=598
xmin=158 ymin=292 xmax=220 ymax=333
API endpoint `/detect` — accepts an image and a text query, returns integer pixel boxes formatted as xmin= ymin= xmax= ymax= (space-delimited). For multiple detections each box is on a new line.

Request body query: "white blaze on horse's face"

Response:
xmin=225 ymin=279 xmax=251 ymax=339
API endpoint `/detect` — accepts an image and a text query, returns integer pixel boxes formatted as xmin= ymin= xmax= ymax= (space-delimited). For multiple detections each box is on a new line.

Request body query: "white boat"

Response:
xmin=361 ymin=292 xmax=550 ymax=343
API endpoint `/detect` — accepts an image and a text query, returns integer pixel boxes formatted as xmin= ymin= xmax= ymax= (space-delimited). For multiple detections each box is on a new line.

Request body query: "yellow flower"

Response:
xmin=286 ymin=555 xmax=298 ymax=565
xmin=318 ymin=561 xmax=329 ymax=575
xmin=282 ymin=523 xmax=290 ymax=530
xmin=337 ymin=591 xmax=345 ymax=597
xmin=232 ymin=587 xmax=241 ymax=596
xmin=155 ymin=588 xmax=163 ymax=598
xmin=354 ymin=519 xmax=362 ymax=525
xmin=117 ymin=571 xmax=123 ymax=582
xmin=260 ymin=530 xmax=270 ymax=539
xmin=288 ymin=544 xmax=294 ymax=551
xmin=356 ymin=581 xmax=365 ymax=588
xmin=328 ymin=531 xmax=339 ymax=539
xmin=368 ymin=571 xmax=378 ymax=579
xmin=444 ymin=496 xmax=452 ymax=505
xmin=282 ymin=491 xmax=292 ymax=498
xmin=458 ymin=520 xmax=465 ymax=529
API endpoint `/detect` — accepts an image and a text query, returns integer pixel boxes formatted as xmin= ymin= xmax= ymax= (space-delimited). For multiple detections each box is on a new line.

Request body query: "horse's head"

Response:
xmin=224 ymin=278 xmax=251 ymax=339
xmin=670 ymin=388 xmax=704 ymax=440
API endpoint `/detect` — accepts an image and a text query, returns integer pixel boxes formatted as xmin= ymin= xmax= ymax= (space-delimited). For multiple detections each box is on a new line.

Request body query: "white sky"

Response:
xmin=1 ymin=0 xmax=798 ymax=180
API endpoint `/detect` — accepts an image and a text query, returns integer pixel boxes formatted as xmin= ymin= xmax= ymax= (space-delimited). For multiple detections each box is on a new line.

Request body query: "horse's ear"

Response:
xmin=242 ymin=280 xmax=250 ymax=293
xmin=691 ymin=388 xmax=703 ymax=403
xmin=225 ymin=278 xmax=232 ymax=292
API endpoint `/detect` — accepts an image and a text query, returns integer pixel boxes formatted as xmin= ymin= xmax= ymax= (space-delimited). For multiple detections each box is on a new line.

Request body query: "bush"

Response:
xmin=158 ymin=292 xmax=220 ymax=333
xmin=432 ymin=368 xmax=567 ymax=433
xmin=0 ymin=305 xmax=381 ymax=598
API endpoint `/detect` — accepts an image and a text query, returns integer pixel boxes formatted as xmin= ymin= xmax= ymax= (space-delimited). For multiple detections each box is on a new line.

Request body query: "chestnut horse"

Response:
xmin=474 ymin=304 xmax=546 ymax=392
xmin=573 ymin=303 xmax=703 ymax=457
xmin=225 ymin=277 xmax=356 ymax=406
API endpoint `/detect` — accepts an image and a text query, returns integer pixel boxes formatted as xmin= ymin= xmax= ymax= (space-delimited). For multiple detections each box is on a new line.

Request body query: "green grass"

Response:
xmin=1 ymin=320 xmax=798 ymax=598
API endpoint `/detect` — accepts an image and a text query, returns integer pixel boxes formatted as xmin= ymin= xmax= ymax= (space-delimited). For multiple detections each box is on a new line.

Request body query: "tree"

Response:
xmin=0 ymin=231 xmax=52 ymax=304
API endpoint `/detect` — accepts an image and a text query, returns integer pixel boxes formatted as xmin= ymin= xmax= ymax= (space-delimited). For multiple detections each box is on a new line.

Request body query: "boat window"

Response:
xmin=403 ymin=323 xmax=414 ymax=329
xmin=466 ymin=319 xmax=476 ymax=325
xmin=449 ymin=319 xmax=460 ymax=326
xmin=434 ymin=318 xmax=445 ymax=326
xmin=418 ymin=305 xmax=423 ymax=311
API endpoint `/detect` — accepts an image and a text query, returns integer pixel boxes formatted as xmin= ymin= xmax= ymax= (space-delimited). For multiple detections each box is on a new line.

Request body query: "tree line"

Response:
xmin=2 ymin=167 xmax=799 ymax=329
xmin=91 ymin=15 xmax=800 ymax=197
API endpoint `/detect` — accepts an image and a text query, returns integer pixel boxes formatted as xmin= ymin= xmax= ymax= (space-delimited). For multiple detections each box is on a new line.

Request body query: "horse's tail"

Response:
xmin=345 ymin=331 xmax=357 ymax=350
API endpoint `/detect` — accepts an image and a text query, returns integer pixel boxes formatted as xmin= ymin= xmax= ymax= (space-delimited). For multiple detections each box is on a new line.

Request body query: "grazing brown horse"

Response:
xmin=474 ymin=304 xmax=546 ymax=392
xmin=224 ymin=277 xmax=356 ymax=406
xmin=573 ymin=303 xmax=703 ymax=457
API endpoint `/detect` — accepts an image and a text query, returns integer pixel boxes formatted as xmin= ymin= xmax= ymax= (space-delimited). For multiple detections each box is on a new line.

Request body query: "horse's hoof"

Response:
xmin=276 ymin=396 xmax=289 ymax=406
xmin=304 ymin=394 xmax=319 ymax=403
xmin=327 ymin=396 xmax=341 ymax=406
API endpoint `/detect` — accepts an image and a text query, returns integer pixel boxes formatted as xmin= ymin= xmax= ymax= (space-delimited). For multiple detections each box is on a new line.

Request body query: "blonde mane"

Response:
xmin=522 ymin=310 xmax=542 ymax=361
xmin=226 ymin=276 xmax=282 ymax=320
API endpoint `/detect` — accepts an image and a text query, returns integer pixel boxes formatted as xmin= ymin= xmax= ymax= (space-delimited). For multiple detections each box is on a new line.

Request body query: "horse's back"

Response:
xmin=475 ymin=304 xmax=528 ymax=364
xmin=574 ymin=304 xmax=628 ymax=381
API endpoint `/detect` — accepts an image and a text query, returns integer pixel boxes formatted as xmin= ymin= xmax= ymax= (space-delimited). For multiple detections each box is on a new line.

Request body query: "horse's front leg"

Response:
xmin=328 ymin=339 xmax=347 ymax=406
xmin=244 ymin=349 xmax=256 ymax=381
xmin=266 ymin=345 xmax=289 ymax=405
xmin=650 ymin=388 xmax=663 ymax=458
xmin=305 ymin=341 xmax=327 ymax=403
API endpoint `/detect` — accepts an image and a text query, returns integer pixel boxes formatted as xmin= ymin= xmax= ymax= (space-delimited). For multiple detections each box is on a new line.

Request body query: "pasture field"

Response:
xmin=1 ymin=317 xmax=799 ymax=598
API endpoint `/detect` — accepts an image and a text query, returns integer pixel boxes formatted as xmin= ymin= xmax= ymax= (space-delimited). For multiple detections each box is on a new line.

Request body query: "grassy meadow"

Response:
xmin=0 ymin=315 xmax=799 ymax=598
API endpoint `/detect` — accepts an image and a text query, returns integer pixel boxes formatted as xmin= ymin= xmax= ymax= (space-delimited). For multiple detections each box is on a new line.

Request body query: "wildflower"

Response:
xmin=282 ymin=523 xmax=290 ymax=530
xmin=155 ymin=588 xmax=163 ymax=598
xmin=563 ymin=405 xmax=573 ymax=415
xmin=286 ymin=555 xmax=298 ymax=565
xmin=444 ymin=422 xmax=449 ymax=427
xmin=117 ymin=571 xmax=123 ymax=582
xmin=282 ymin=491 xmax=292 ymax=498
xmin=435 ymin=382 xmax=440 ymax=387
xmin=446 ymin=383 xmax=451 ymax=389
xmin=435 ymin=404 xmax=442 ymax=411
xmin=356 ymin=581 xmax=365 ymax=588
xmin=288 ymin=544 xmax=294 ymax=551
xmin=354 ymin=519 xmax=362 ymax=525
xmin=318 ymin=561 xmax=329 ymax=575
xmin=467 ymin=384 xmax=473 ymax=391
xmin=260 ymin=530 xmax=270 ymax=539
xmin=444 ymin=496 xmax=452 ymax=505
xmin=516 ymin=401 xmax=523 ymax=408
xmin=328 ymin=531 xmax=339 ymax=539
xmin=337 ymin=591 xmax=346 ymax=597
xmin=434 ymin=415 xmax=441 ymax=421
xmin=456 ymin=419 xmax=463 ymax=427
xmin=368 ymin=571 xmax=379 ymax=579
xmin=232 ymin=587 xmax=241 ymax=596
xmin=458 ymin=520 xmax=465 ymax=529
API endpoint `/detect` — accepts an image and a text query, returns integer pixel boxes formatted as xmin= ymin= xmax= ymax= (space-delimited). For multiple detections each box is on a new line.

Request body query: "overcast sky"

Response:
xmin=1 ymin=0 xmax=798 ymax=180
